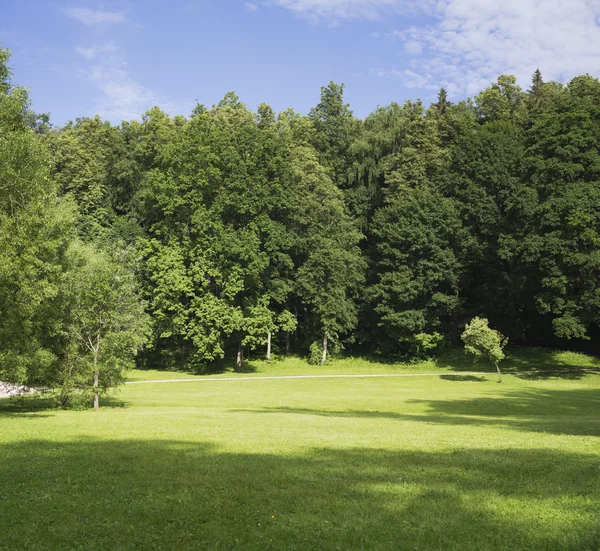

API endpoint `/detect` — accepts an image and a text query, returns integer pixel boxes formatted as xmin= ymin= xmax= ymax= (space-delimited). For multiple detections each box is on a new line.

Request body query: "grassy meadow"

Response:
xmin=1 ymin=349 xmax=599 ymax=550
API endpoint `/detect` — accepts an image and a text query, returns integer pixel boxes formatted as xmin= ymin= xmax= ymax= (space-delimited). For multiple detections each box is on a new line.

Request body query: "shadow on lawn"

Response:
xmin=408 ymin=388 xmax=600 ymax=418
xmin=0 ymin=394 xmax=130 ymax=416
xmin=0 ymin=439 xmax=598 ymax=550
xmin=234 ymin=387 xmax=600 ymax=437
xmin=439 ymin=374 xmax=487 ymax=382
xmin=435 ymin=348 xmax=600 ymax=380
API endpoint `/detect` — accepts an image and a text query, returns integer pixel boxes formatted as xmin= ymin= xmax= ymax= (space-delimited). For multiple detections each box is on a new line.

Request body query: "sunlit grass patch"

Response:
xmin=1 ymin=350 xmax=599 ymax=550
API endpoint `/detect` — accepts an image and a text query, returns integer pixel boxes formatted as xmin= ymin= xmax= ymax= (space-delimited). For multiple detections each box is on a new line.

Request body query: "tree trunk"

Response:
xmin=93 ymin=353 xmax=99 ymax=411
xmin=285 ymin=332 xmax=291 ymax=356
xmin=236 ymin=343 xmax=244 ymax=372
xmin=267 ymin=332 xmax=272 ymax=361
xmin=321 ymin=333 xmax=328 ymax=365
xmin=495 ymin=362 xmax=503 ymax=383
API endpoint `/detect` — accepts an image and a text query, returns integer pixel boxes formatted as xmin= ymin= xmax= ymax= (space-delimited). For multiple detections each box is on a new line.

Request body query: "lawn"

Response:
xmin=1 ymin=349 xmax=599 ymax=550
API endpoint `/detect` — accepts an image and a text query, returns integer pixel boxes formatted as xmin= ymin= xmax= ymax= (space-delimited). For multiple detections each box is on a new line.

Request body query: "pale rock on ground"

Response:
xmin=0 ymin=382 xmax=37 ymax=398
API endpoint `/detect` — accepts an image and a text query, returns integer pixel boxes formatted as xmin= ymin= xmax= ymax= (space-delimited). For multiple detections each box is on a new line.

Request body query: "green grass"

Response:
xmin=129 ymin=347 xmax=600 ymax=381
xmin=1 ymin=349 xmax=599 ymax=550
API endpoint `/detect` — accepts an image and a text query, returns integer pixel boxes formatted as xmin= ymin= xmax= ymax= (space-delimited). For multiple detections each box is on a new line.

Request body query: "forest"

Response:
xmin=2 ymin=44 xmax=600 ymax=405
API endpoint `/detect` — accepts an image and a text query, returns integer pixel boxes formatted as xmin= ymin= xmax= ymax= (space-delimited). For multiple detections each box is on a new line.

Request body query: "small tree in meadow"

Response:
xmin=67 ymin=245 xmax=150 ymax=410
xmin=461 ymin=317 xmax=507 ymax=382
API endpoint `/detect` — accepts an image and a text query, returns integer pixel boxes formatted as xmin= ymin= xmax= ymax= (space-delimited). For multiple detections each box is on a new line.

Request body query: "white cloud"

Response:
xmin=65 ymin=7 xmax=125 ymax=25
xmin=245 ymin=2 xmax=259 ymax=11
xmin=265 ymin=0 xmax=435 ymax=22
xmin=76 ymin=43 xmax=186 ymax=121
xmin=370 ymin=68 xmax=438 ymax=90
xmin=265 ymin=0 xmax=600 ymax=96
xmin=75 ymin=43 xmax=118 ymax=60
xmin=373 ymin=0 xmax=600 ymax=96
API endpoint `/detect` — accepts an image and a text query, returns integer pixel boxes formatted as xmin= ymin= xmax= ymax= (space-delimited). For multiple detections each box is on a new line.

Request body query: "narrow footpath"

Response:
xmin=126 ymin=368 xmax=598 ymax=385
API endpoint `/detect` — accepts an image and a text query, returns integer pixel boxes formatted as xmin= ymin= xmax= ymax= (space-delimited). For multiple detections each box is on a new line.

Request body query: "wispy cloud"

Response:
xmin=265 ymin=0 xmax=600 ymax=97
xmin=75 ymin=43 xmax=118 ymax=60
xmin=370 ymin=68 xmax=438 ymax=90
xmin=265 ymin=0 xmax=434 ymax=22
xmin=372 ymin=0 xmax=600 ymax=96
xmin=76 ymin=43 xmax=187 ymax=121
xmin=65 ymin=7 xmax=126 ymax=26
xmin=245 ymin=2 xmax=259 ymax=12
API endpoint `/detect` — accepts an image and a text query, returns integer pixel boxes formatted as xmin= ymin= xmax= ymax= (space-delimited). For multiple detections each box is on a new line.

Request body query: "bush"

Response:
xmin=411 ymin=332 xmax=444 ymax=359
xmin=308 ymin=341 xmax=323 ymax=365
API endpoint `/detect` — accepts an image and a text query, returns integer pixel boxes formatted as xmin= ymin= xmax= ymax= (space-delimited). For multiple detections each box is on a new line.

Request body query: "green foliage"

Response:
xmin=461 ymin=317 xmax=507 ymax=379
xmin=367 ymin=187 xmax=469 ymax=356
xmin=136 ymin=99 xmax=299 ymax=368
xmin=62 ymin=244 xmax=150 ymax=408
xmin=0 ymin=48 xmax=76 ymax=388
xmin=0 ymin=49 xmax=149 ymax=406
xmin=412 ymin=332 xmax=444 ymax=358
xmin=498 ymin=74 xmax=600 ymax=340
xmin=348 ymin=100 xmax=450 ymax=225
xmin=278 ymin=310 xmax=298 ymax=334
xmin=4 ymin=41 xmax=600 ymax=374
xmin=290 ymin=144 xmax=366 ymax=352
xmin=475 ymin=75 xmax=527 ymax=123
xmin=308 ymin=341 xmax=324 ymax=365
xmin=308 ymin=81 xmax=357 ymax=182
xmin=242 ymin=302 xmax=276 ymax=351
xmin=0 ymin=46 xmax=11 ymax=92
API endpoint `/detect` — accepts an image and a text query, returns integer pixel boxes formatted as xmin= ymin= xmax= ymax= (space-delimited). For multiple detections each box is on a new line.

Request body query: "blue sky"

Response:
xmin=3 ymin=1 xmax=600 ymax=124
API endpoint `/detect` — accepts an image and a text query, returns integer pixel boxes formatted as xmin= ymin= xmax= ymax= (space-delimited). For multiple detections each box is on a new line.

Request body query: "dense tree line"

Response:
xmin=0 ymin=49 xmax=148 ymax=408
xmin=2 ymin=46 xmax=600 ymax=403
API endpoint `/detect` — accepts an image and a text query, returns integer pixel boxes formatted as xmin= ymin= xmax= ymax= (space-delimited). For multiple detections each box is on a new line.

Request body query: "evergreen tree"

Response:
xmin=527 ymin=69 xmax=545 ymax=109
xmin=434 ymin=87 xmax=453 ymax=116
xmin=309 ymin=81 xmax=362 ymax=218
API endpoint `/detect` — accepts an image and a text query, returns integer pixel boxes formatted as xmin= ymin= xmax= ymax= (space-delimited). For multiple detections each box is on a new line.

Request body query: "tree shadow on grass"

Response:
xmin=407 ymin=387 xmax=600 ymax=418
xmin=234 ymin=406 xmax=422 ymax=422
xmin=512 ymin=370 xmax=599 ymax=381
xmin=435 ymin=348 xmax=600 ymax=380
xmin=0 ymin=395 xmax=55 ymax=416
xmin=136 ymin=356 xmax=263 ymax=377
xmin=233 ymin=386 xmax=600 ymax=437
xmin=0 ymin=394 xmax=131 ymax=416
xmin=0 ymin=439 xmax=597 ymax=551
xmin=439 ymin=374 xmax=488 ymax=382
xmin=408 ymin=387 xmax=600 ymax=436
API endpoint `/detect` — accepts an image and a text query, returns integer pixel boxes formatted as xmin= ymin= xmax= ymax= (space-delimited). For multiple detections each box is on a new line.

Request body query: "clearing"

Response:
xmin=1 ymin=350 xmax=599 ymax=550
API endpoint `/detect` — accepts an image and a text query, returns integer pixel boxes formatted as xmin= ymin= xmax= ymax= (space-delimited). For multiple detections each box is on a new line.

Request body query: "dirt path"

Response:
xmin=126 ymin=372 xmax=490 ymax=384
xmin=126 ymin=367 xmax=599 ymax=385
xmin=3 ymin=368 xmax=595 ymax=396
